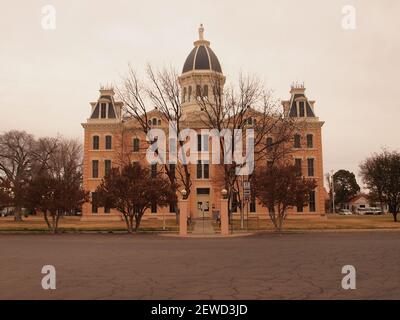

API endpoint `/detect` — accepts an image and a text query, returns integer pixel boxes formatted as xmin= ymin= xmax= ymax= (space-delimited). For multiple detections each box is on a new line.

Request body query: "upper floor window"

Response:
xmin=307 ymin=158 xmax=315 ymax=177
xmin=306 ymin=134 xmax=314 ymax=148
xmin=188 ymin=86 xmax=192 ymax=101
xmin=299 ymin=101 xmax=305 ymax=117
xmin=183 ymin=87 xmax=187 ymax=102
xmin=92 ymin=136 xmax=99 ymax=150
xmin=295 ymin=158 xmax=302 ymax=176
xmin=197 ymin=160 xmax=209 ymax=179
xmin=197 ymin=134 xmax=209 ymax=152
xmin=266 ymin=137 xmax=273 ymax=151
xmin=246 ymin=117 xmax=256 ymax=126
xmin=104 ymin=160 xmax=111 ymax=176
xmin=151 ymin=163 xmax=157 ymax=178
xmin=203 ymin=85 xmax=208 ymax=97
xmin=100 ymin=103 xmax=107 ymax=119
xmin=149 ymin=118 xmax=161 ymax=126
xmin=169 ymin=163 xmax=176 ymax=179
xmin=294 ymin=134 xmax=301 ymax=148
xmin=133 ymin=138 xmax=140 ymax=152
xmin=196 ymin=85 xmax=201 ymax=97
xmin=105 ymin=135 xmax=112 ymax=150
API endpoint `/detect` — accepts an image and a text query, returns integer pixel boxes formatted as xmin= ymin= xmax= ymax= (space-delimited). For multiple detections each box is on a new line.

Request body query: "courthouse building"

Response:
xmin=81 ymin=26 xmax=325 ymax=220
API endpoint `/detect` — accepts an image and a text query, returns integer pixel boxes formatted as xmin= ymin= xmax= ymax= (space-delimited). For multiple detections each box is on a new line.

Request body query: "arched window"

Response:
xmin=158 ymin=119 xmax=161 ymax=126
xmin=203 ymin=85 xmax=208 ymax=97
xmin=294 ymin=134 xmax=301 ymax=148
xmin=183 ymin=87 xmax=187 ymax=102
xmin=196 ymin=85 xmax=201 ymax=97
xmin=92 ymin=135 xmax=99 ymax=150
xmin=188 ymin=86 xmax=192 ymax=101
xmin=266 ymin=137 xmax=273 ymax=151
xmin=100 ymin=103 xmax=107 ymax=119
xmin=152 ymin=118 xmax=157 ymax=126
xmin=299 ymin=101 xmax=305 ymax=117
xmin=133 ymin=138 xmax=140 ymax=152
xmin=105 ymin=135 xmax=112 ymax=150
xmin=246 ymin=117 xmax=256 ymax=126
xmin=306 ymin=134 xmax=313 ymax=148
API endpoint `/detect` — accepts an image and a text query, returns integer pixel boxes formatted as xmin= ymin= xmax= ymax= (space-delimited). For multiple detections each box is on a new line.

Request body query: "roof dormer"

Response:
xmin=283 ymin=83 xmax=316 ymax=118
xmin=88 ymin=87 xmax=122 ymax=122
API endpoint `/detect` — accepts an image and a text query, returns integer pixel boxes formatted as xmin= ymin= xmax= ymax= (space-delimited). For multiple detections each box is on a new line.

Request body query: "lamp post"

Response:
xmin=221 ymin=188 xmax=228 ymax=199
xmin=330 ymin=170 xmax=335 ymax=213
xmin=181 ymin=189 xmax=189 ymax=224
xmin=181 ymin=189 xmax=187 ymax=199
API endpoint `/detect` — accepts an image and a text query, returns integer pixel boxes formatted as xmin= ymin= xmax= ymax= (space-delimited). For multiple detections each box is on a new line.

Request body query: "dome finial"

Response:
xmin=198 ymin=23 xmax=204 ymax=40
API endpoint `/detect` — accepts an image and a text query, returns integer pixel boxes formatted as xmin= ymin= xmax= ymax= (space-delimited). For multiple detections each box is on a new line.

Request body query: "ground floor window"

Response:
xmin=91 ymin=192 xmax=98 ymax=213
xmin=151 ymin=200 xmax=157 ymax=213
xmin=104 ymin=206 xmax=110 ymax=214
xmin=250 ymin=194 xmax=256 ymax=212
xmin=309 ymin=191 xmax=316 ymax=212
xmin=232 ymin=192 xmax=239 ymax=213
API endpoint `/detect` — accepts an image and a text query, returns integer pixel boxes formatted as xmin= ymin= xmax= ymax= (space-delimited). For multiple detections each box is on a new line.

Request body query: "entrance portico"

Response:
xmin=196 ymin=187 xmax=210 ymax=218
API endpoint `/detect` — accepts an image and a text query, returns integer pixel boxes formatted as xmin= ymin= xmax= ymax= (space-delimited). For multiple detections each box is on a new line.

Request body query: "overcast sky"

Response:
xmin=1 ymin=0 xmax=399 ymax=186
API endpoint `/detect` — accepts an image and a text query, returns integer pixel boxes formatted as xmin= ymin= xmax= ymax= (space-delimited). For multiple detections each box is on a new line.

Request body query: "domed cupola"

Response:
xmin=182 ymin=24 xmax=222 ymax=74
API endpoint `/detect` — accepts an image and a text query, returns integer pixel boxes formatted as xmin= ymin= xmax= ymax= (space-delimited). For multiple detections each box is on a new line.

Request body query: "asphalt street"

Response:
xmin=0 ymin=232 xmax=399 ymax=299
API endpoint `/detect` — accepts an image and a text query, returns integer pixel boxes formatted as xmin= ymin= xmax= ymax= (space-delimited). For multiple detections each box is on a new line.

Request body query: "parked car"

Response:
xmin=369 ymin=207 xmax=383 ymax=215
xmin=356 ymin=208 xmax=369 ymax=215
xmin=339 ymin=209 xmax=352 ymax=216
xmin=0 ymin=210 xmax=14 ymax=217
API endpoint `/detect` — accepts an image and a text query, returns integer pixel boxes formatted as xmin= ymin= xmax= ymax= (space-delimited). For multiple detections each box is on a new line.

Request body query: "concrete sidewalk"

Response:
xmin=192 ymin=218 xmax=216 ymax=235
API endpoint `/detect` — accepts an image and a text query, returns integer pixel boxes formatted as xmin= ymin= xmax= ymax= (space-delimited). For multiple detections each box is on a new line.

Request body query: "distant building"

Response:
xmin=342 ymin=193 xmax=387 ymax=213
xmin=81 ymin=25 xmax=326 ymax=220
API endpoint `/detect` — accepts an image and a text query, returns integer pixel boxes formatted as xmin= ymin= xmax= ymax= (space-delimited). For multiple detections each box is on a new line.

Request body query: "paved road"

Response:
xmin=0 ymin=232 xmax=399 ymax=299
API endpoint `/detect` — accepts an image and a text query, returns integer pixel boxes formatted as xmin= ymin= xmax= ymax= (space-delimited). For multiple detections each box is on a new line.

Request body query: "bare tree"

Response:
xmin=0 ymin=130 xmax=35 ymax=221
xmin=116 ymin=64 xmax=192 ymax=209
xmin=0 ymin=179 xmax=12 ymax=210
xmin=252 ymin=163 xmax=317 ymax=231
xmin=360 ymin=150 xmax=400 ymax=222
xmin=26 ymin=137 xmax=88 ymax=233
xmin=196 ymin=73 xmax=296 ymax=225
xmin=95 ymin=162 xmax=175 ymax=233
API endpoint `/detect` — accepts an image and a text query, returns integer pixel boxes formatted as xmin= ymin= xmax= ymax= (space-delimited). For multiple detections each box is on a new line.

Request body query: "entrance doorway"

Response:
xmin=196 ymin=188 xmax=210 ymax=218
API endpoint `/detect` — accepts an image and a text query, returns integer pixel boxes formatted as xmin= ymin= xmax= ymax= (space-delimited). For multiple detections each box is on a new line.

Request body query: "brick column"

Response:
xmin=179 ymin=200 xmax=188 ymax=236
xmin=220 ymin=198 xmax=229 ymax=235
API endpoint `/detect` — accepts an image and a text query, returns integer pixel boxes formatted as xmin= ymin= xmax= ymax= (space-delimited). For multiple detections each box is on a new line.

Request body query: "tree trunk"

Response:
xmin=14 ymin=205 xmax=23 ymax=222
xmin=51 ymin=214 xmax=57 ymax=234
xmin=122 ymin=213 xmax=132 ymax=233
xmin=135 ymin=213 xmax=142 ymax=232
xmin=43 ymin=210 xmax=51 ymax=230
xmin=54 ymin=212 xmax=61 ymax=233
xmin=393 ymin=212 xmax=398 ymax=222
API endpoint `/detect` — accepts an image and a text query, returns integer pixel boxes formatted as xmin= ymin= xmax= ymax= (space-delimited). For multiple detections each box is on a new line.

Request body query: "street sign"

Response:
xmin=243 ymin=181 xmax=251 ymax=200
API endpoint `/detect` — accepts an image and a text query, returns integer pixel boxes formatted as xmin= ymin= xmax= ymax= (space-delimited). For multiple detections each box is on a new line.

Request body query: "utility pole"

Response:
xmin=331 ymin=169 xmax=335 ymax=213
